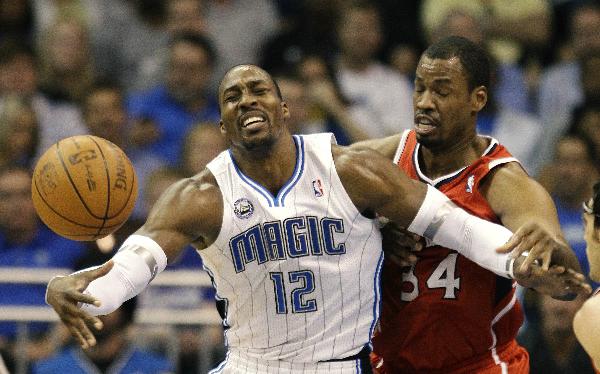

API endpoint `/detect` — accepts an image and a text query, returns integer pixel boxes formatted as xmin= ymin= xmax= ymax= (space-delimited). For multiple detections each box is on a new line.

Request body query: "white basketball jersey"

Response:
xmin=203 ymin=133 xmax=383 ymax=364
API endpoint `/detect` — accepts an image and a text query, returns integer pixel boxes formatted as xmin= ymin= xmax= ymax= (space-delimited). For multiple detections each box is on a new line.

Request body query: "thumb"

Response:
xmin=86 ymin=260 xmax=114 ymax=282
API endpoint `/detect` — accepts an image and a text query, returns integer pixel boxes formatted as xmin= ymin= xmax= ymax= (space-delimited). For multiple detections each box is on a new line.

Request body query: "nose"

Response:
xmin=415 ymin=90 xmax=434 ymax=110
xmin=239 ymin=91 xmax=258 ymax=109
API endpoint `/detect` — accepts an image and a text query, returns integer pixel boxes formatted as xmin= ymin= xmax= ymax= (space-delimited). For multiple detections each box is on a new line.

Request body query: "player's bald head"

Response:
xmin=218 ymin=64 xmax=282 ymax=103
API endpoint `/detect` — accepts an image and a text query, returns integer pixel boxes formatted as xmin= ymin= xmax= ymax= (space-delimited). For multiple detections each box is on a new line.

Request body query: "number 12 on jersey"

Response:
xmin=269 ymin=270 xmax=317 ymax=314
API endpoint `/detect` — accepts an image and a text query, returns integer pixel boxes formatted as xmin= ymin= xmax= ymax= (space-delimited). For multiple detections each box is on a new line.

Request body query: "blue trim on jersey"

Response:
xmin=229 ymin=150 xmax=275 ymax=207
xmin=356 ymin=358 xmax=361 ymax=373
xmin=228 ymin=135 xmax=305 ymax=207
xmin=369 ymin=250 xmax=385 ymax=340
xmin=275 ymin=135 xmax=305 ymax=206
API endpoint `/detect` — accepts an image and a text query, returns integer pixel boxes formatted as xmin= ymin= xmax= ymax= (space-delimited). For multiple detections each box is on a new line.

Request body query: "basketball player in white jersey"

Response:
xmin=46 ymin=65 xmax=581 ymax=373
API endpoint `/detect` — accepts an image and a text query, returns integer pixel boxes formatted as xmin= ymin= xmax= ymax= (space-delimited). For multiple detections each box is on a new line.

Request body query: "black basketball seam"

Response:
xmin=88 ymin=136 xmax=111 ymax=237
xmin=56 ymin=139 xmax=105 ymax=220
xmin=105 ymin=152 xmax=137 ymax=219
xmin=33 ymin=177 xmax=106 ymax=229
xmin=93 ymin=138 xmax=136 ymax=220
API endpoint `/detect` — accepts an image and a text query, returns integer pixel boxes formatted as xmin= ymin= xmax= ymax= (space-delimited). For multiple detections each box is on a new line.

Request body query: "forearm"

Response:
xmin=407 ymin=185 xmax=513 ymax=277
xmin=80 ymin=235 xmax=168 ymax=315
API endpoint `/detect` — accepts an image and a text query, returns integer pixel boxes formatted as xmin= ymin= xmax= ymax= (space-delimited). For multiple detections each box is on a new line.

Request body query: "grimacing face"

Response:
xmin=413 ymin=56 xmax=485 ymax=149
xmin=218 ymin=66 xmax=289 ymax=152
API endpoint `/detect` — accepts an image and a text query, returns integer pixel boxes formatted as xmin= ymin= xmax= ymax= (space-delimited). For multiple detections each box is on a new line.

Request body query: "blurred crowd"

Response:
xmin=0 ymin=0 xmax=599 ymax=373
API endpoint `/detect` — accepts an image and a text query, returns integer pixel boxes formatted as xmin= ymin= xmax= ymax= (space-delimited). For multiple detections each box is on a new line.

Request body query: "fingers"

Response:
xmin=66 ymin=289 xmax=101 ymax=307
xmin=86 ymin=261 xmax=114 ymax=282
xmin=496 ymin=226 xmax=531 ymax=254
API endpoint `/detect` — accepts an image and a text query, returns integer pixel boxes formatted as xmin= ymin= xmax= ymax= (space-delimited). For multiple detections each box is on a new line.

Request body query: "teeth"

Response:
xmin=243 ymin=116 xmax=264 ymax=126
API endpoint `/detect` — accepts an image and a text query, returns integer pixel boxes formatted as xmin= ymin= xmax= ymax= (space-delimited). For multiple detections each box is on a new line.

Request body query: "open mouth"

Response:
xmin=414 ymin=115 xmax=438 ymax=134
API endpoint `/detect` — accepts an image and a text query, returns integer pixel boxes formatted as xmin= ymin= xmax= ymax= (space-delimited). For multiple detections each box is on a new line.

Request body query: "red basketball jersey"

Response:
xmin=373 ymin=130 xmax=527 ymax=373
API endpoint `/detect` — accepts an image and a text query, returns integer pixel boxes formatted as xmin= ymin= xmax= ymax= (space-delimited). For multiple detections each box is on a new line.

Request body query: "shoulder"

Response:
xmin=480 ymin=161 xmax=530 ymax=194
xmin=349 ymin=133 xmax=403 ymax=160
xmin=144 ymin=169 xmax=223 ymax=238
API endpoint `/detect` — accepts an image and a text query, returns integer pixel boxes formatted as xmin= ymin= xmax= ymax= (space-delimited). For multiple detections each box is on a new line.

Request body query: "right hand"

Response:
xmin=45 ymin=261 xmax=113 ymax=349
xmin=381 ymin=222 xmax=425 ymax=267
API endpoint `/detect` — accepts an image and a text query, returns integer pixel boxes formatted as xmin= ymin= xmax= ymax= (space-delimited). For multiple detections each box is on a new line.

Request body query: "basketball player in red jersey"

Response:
xmin=574 ymin=181 xmax=600 ymax=372
xmin=358 ymin=36 xmax=589 ymax=373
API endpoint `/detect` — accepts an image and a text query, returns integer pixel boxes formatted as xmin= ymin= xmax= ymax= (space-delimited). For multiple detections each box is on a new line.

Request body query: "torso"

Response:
xmin=202 ymin=133 xmax=383 ymax=363
xmin=373 ymin=130 xmax=524 ymax=372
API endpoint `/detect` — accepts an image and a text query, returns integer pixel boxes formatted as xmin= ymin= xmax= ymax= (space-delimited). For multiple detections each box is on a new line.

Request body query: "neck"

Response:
xmin=419 ymin=132 xmax=486 ymax=180
xmin=230 ymin=133 xmax=297 ymax=196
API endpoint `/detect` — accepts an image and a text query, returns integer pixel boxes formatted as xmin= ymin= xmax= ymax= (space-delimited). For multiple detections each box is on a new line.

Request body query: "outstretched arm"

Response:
xmin=483 ymin=163 xmax=589 ymax=297
xmin=333 ymin=145 xmax=515 ymax=277
xmin=45 ymin=171 xmax=223 ymax=348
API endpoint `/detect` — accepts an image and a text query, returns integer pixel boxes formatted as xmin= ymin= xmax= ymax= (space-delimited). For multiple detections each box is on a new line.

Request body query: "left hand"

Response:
xmin=513 ymin=258 xmax=592 ymax=298
xmin=496 ymin=222 xmax=568 ymax=272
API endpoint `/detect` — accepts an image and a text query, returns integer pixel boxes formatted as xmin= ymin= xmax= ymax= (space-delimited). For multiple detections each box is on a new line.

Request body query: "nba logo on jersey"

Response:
xmin=234 ymin=198 xmax=254 ymax=219
xmin=312 ymin=179 xmax=324 ymax=197
xmin=466 ymin=175 xmax=475 ymax=193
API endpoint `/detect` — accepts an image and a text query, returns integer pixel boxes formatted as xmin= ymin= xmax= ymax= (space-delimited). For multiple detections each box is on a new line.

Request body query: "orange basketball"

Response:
xmin=31 ymin=135 xmax=138 ymax=241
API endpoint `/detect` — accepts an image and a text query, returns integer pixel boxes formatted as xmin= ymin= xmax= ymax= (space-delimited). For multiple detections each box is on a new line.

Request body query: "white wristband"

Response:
xmin=80 ymin=235 xmax=168 ymax=315
xmin=408 ymin=185 xmax=513 ymax=278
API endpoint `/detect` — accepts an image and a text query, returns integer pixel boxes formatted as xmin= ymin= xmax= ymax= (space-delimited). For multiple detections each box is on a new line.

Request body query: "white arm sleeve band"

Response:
xmin=80 ymin=235 xmax=168 ymax=315
xmin=408 ymin=185 xmax=514 ymax=278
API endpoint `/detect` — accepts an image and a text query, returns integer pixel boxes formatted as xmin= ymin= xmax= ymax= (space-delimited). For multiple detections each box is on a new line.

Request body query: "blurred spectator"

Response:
xmin=569 ymin=102 xmax=600 ymax=167
xmin=519 ymin=294 xmax=594 ymax=373
xmin=0 ymin=40 xmax=87 ymax=162
xmin=127 ymin=33 xmax=220 ymax=168
xmin=0 ymin=96 xmax=39 ymax=169
xmin=204 ymin=0 xmax=279 ymax=88
xmin=476 ymin=91 xmax=543 ymax=175
xmin=0 ymin=166 xmax=86 ymax=370
xmin=37 ymin=17 xmax=96 ymax=104
xmin=181 ymin=123 xmax=227 ymax=177
xmin=537 ymin=2 xmax=600 ymax=171
xmin=431 ymin=9 xmax=532 ymax=114
xmin=421 ymin=0 xmax=551 ymax=66
xmin=260 ymin=0 xmax=343 ymax=72
xmin=0 ymin=0 xmax=34 ymax=45
xmin=335 ymin=1 xmax=413 ymax=137
xmin=82 ymin=81 xmax=165 ymax=221
xmin=32 ymin=296 xmax=174 ymax=374
xmin=389 ymin=44 xmax=419 ymax=82
xmin=167 ymin=0 xmax=207 ymax=36
xmin=276 ymin=71 xmax=368 ymax=144
xmin=538 ymin=135 xmax=599 ymax=288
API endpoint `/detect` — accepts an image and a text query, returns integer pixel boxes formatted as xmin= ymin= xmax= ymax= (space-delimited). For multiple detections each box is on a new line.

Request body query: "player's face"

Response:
xmin=218 ymin=66 xmax=289 ymax=152
xmin=413 ymin=56 xmax=486 ymax=149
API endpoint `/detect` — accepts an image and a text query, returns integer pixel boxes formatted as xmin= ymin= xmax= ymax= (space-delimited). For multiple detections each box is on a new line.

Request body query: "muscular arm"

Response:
xmin=45 ymin=170 xmax=223 ymax=348
xmin=333 ymin=145 xmax=515 ymax=276
xmin=350 ymin=134 xmax=402 ymax=160
xmin=481 ymin=163 xmax=581 ymax=273
xmin=135 ymin=171 xmax=223 ymax=260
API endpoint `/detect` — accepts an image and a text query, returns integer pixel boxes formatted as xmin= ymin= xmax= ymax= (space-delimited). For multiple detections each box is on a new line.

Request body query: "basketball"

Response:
xmin=31 ymin=135 xmax=138 ymax=241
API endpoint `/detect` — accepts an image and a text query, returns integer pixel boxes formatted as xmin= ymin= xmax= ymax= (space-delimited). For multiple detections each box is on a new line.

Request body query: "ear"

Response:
xmin=282 ymin=101 xmax=290 ymax=120
xmin=219 ymin=120 xmax=226 ymax=134
xmin=471 ymin=86 xmax=487 ymax=113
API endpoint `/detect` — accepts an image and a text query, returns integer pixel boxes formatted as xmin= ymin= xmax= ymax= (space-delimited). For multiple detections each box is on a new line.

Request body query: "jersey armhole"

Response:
xmin=392 ymin=130 xmax=411 ymax=164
